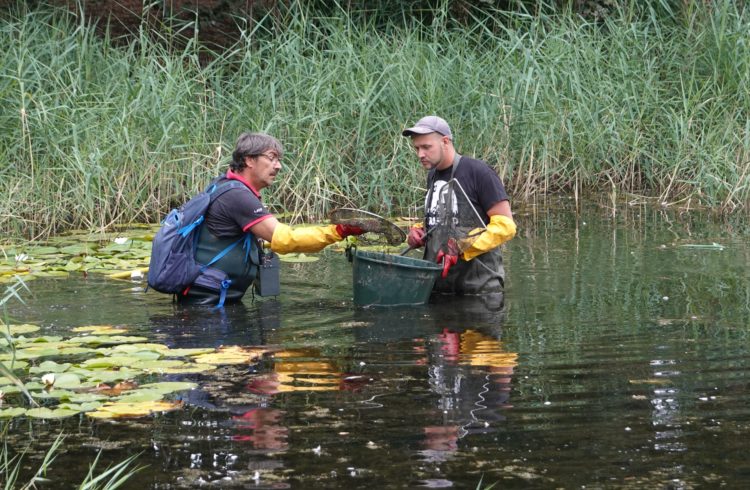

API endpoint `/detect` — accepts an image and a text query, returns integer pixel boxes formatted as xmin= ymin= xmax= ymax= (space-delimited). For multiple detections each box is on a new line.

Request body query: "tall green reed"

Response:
xmin=2 ymin=1 xmax=750 ymax=240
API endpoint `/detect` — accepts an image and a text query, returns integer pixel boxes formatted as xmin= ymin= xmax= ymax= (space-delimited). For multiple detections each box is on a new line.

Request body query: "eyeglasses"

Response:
xmin=255 ymin=152 xmax=281 ymax=164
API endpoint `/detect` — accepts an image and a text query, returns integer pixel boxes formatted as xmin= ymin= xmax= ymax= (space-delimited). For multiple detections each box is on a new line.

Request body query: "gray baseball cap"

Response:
xmin=401 ymin=115 xmax=452 ymax=139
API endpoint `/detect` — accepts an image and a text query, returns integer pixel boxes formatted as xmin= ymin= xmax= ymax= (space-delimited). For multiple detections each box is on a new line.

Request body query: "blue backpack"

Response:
xmin=147 ymin=180 xmax=248 ymax=296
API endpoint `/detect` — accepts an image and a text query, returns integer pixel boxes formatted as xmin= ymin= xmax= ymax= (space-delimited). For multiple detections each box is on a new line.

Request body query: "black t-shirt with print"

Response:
xmin=425 ymin=156 xmax=509 ymax=228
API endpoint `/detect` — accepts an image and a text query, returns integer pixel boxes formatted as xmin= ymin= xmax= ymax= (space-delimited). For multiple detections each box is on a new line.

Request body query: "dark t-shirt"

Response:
xmin=425 ymin=156 xmax=509 ymax=228
xmin=204 ymin=173 xmax=272 ymax=239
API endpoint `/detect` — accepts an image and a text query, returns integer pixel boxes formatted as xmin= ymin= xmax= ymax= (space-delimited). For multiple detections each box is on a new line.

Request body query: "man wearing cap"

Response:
xmin=402 ymin=116 xmax=516 ymax=295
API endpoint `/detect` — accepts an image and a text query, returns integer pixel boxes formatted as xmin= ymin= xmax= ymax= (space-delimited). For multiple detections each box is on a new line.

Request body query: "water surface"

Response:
xmin=5 ymin=203 xmax=750 ymax=488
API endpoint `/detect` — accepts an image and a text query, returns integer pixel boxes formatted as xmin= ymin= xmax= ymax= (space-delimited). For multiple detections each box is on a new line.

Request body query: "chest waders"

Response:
xmin=423 ymin=156 xmax=505 ymax=294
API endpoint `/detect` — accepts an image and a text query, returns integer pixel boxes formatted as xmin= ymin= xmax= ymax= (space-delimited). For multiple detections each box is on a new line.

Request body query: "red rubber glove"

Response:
xmin=435 ymin=239 xmax=459 ymax=278
xmin=407 ymin=226 xmax=426 ymax=248
xmin=335 ymin=224 xmax=365 ymax=238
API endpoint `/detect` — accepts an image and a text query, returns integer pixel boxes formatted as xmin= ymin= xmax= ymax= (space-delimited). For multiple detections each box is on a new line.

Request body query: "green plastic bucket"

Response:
xmin=352 ymin=249 xmax=442 ymax=306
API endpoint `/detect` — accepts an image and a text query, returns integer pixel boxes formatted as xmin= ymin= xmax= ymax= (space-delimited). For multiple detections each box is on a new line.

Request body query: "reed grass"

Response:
xmin=2 ymin=1 xmax=750 ymax=240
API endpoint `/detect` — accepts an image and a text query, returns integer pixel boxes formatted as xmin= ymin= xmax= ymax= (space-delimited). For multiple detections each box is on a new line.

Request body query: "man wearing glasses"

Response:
xmin=183 ymin=132 xmax=363 ymax=304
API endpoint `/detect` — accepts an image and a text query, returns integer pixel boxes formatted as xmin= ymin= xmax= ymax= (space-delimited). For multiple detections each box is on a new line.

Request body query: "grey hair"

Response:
xmin=230 ymin=132 xmax=284 ymax=171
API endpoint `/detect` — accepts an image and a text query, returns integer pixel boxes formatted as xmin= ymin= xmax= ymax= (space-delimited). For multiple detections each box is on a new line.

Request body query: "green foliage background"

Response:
xmin=2 ymin=1 xmax=750 ymax=240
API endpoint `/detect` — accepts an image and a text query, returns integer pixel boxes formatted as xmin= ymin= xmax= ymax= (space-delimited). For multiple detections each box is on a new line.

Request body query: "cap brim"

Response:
xmin=402 ymin=126 xmax=435 ymax=137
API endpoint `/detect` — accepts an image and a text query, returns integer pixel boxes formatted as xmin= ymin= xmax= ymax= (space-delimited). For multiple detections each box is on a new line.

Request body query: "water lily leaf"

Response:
xmin=0 ymin=407 xmax=26 ymax=418
xmin=166 ymin=347 xmax=216 ymax=357
xmin=69 ymin=335 xmax=149 ymax=345
xmin=26 ymin=407 xmax=81 ymax=419
xmin=30 ymin=361 xmax=72 ymax=374
xmin=72 ymin=325 xmax=128 ymax=335
xmin=0 ymin=376 xmax=14 ymax=386
xmin=63 ymin=260 xmax=83 ymax=271
xmin=59 ymin=244 xmax=97 ymax=255
xmin=81 ymin=368 xmax=143 ymax=384
xmin=58 ymin=402 xmax=103 ymax=412
xmin=110 ymin=343 xmax=170 ymax=353
xmin=131 ymin=359 xmax=189 ymax=372
xmin=81 ymin=356 xmax=138 ymax=368
xmin=58 ymin=346 xmax=92 ymax=356
xmin=17 ymin=335 xmax=64 ymax=345
xmin=32 ymin=271 xmax=71 ymax=278
xmin=64 ymin=392 xmax=110 ymax=403
xmin=192 ymin=346 xmax=269 ymax=365
xmin=33 ymin=389 xmax=76 ymax=400
xmin=158 ymin=363 xmax=217 ymax=374
xmin=0 ymin=359 xmax=28 ymax=370
xmin=139 ymin=381 xmax=197 ymax=394
xmin=279 ymin=253 xmax=319 ymax=263
xmin=117 ymin=389 xmax=164 ymax=403
xmin=87 ymin=400 xmax=183 ymax=418
xmin=23 ymin=246 xmax=60 ymax=255
xmin=11 ymin=346 xmax=61 ymax=359
xmin=4 ymin=323 xmax=41 ymax=335
xmin=52 ymin=372 xmax=82 ymax=389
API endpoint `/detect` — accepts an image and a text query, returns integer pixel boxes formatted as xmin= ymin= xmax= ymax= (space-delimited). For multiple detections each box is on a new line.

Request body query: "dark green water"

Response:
xmin=5 ymin=204 xmax=750 ymax=488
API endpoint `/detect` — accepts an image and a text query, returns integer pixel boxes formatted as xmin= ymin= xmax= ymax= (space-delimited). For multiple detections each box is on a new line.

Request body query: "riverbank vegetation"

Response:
xmin=2 ymin=1 xmax=750 ymax=240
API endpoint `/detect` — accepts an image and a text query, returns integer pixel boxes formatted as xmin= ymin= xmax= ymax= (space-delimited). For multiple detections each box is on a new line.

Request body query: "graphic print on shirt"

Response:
xmin=425 ymin=180 xmax=459 ymax=230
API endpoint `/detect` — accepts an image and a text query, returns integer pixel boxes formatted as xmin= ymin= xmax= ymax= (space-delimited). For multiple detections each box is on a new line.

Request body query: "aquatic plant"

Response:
xmin=3 ymin=2 xmax=750 ymax=241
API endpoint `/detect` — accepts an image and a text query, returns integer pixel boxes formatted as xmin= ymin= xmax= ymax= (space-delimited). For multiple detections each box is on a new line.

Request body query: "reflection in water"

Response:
xmin=7 ymin=206 xmax=750 ymax=488
xmin=419 ymin=326 xmax=518 ymax=465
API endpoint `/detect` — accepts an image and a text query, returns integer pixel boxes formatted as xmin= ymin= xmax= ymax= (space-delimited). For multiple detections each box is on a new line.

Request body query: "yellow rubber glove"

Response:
xmin=461 ymin=214 xmax=517 ymax=261
xmin=271 ymin=223 xmax=342 ymax=254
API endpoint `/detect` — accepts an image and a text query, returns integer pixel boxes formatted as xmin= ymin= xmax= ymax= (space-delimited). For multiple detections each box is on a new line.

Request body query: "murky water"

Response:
xmin=4 ymin=203 xmax=750 ymax=488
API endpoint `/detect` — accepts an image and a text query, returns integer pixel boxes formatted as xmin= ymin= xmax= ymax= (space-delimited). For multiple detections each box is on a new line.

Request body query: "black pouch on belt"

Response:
xmin=254 ymin=251 xmax=280 ymax=297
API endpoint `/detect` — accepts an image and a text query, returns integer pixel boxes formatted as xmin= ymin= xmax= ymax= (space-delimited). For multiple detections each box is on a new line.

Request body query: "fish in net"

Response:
xmin=328 ymin=208 xmax=406 ymax=246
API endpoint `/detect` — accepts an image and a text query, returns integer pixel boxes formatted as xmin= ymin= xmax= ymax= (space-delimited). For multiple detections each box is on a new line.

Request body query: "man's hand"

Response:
xmin=435 ymin=238 xmax=459 ymax=278
xmin=407 ymin=226 xmax=426 ymax=248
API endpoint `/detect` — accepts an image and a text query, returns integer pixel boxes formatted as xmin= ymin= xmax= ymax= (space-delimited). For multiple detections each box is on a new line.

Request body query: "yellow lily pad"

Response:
xmin=139 ymin=381 xmax=197 ymax=394
xmin=130 ymin=359 xmax=190 ymax=372
xmin=87 ymin=400 xmax=183 ymax=418
xmin=157 ymin=363 xmax=217 ymax=374
xmin=3 ymin=323 xmax=41 ymax=335
xmin=192 ymin=346 xmax=269 ymax=365
xmin=72 ymin=325 xmax=128 ymax=335
xmin=68 ymin=335 xmax=149 ymax=345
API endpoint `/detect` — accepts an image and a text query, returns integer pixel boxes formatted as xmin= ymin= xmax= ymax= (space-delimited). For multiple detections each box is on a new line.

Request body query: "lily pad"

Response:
xmin=69 ymin=335 xmax=149 ymax=345
xmin=50 ymin=372 xmax=82 ymax=389
xmin=29 ymin=361 xmax=72 ymax=374
xmin=279 ymin=253 xmax=319 ymax=263
xmin=58 ymin=402 xmax=103 ymax=412
xmin=139 ymin=381 xmax=197 ymax=394
xmin=0 ymin=407 xmax=26 ymax=418
xmin=72 ymin=325 xmax=128 ymax=335
xmin=64 ymin=392 xmax=110 ymax=403
xmin=33 ymin=389 xmax=76 ymax=400
xmin=0 ymin=359 xmax=29 ymax=370
xmin=192 ymin=346 xmax=269 ymax=365
xmin=87 ymin=400 xmax=183 ymax=419
xmin=3 ymin=323 xmax=41 ymax=335
xmin=26 ymin=407 xmax=81 ymax=419
xmin=131 ymin=359 xmax=190 ymax=372
xmin=81 ymin=356 xmax=139 ymax=369
xmin=116 ymin=389 xmax=165 ymax=403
